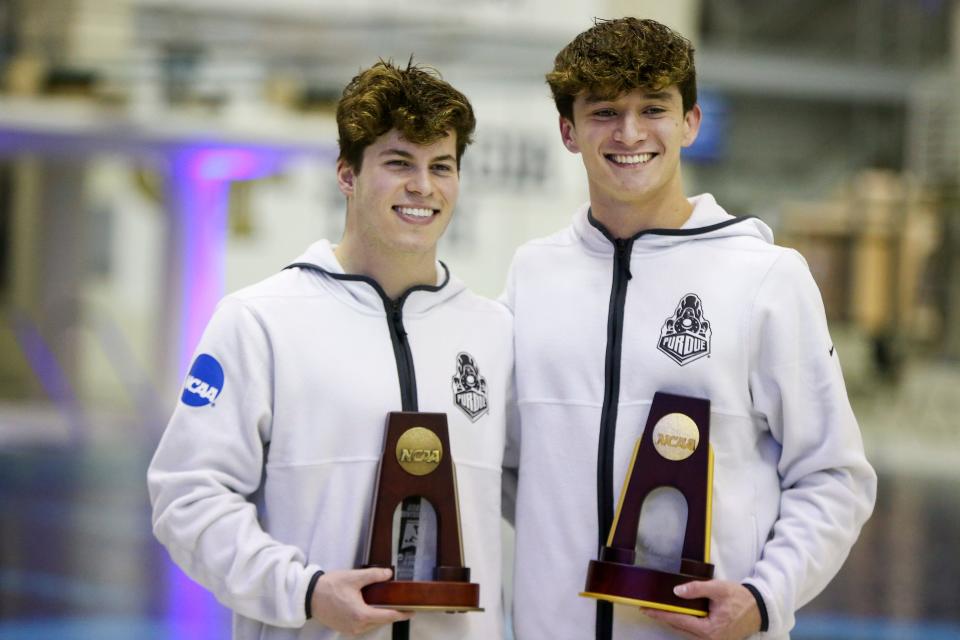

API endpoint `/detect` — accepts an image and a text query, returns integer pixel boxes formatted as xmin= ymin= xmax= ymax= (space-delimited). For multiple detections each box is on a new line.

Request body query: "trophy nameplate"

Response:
xmin=361 ymin=411 xmax=482 ymax=612
xmin=580 ymin=392 xmax=714 ymax=616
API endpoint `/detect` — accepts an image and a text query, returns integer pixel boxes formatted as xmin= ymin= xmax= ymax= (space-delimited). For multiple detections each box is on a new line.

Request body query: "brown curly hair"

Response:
xmin=336 ymin=59 xmax=476 ymax=170
xmin=547 ymin=18 xmax=697 ymax=121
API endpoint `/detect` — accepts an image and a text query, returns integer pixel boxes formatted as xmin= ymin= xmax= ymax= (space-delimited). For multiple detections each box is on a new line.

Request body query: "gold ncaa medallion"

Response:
xmin=651 ymin=413 xmax=700 ymax=461
xmin=395 ymin=427 xmax=443 ymax=476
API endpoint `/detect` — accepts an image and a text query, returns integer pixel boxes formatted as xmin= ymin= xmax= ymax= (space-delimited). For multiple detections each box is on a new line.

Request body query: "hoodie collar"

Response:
xmin=286 ymin=239 xmax=464 ymax=314
xmin=573 ymin=193 xmax=774 ymax=254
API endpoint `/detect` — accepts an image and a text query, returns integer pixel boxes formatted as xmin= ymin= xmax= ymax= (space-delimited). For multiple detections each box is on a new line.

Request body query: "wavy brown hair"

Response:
xmin=336 ymin=59 xmax=476 ymax=170
xmin=547 ymin=17 xmax=697 ymax=121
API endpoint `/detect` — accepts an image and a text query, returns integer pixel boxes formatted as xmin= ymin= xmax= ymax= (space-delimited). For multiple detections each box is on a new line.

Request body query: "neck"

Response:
xmin=334 ymin=236 xmax=438 ymax=301
xmin=588 ymin=177 xmax=692 ymax=239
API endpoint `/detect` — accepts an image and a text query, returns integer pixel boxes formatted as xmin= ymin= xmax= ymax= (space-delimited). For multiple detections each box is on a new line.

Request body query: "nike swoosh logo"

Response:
xmin=829 ymin=345 xmax=835 ymax=356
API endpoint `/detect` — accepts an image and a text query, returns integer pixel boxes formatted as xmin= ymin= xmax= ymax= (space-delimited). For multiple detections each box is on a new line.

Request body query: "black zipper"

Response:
xmin=597 ymin=238 xmax=632 ymax=541
xmin=595 ymin=237 xmax=633 ymax=640
xmin=386 ymin=298 xmax=417 ymax=412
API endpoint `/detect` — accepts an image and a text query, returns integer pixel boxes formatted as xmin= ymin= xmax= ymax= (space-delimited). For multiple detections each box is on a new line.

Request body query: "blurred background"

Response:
xmin=1 ymin=0 xmax=959 ymax=638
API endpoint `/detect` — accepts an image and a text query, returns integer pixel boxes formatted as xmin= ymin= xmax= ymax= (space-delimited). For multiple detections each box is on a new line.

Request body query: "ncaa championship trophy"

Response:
xmin=581 ymin=392 xmax=715 ymax=616
xmin=361 ymin=411 xmax=482 ymax=611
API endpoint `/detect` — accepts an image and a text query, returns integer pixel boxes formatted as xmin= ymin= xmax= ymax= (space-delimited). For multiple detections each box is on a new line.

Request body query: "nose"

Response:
xmin=613 ymin=113 xmax=647 ymax=145
xmin=406 ymin=167 xmax=433 ymax=197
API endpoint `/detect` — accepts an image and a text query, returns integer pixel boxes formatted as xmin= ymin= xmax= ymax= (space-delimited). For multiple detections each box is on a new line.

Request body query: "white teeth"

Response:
xmin=395 ymin=206 xmax=434 ymax=218
xmin=609 ymin=153 xmax=653 ymax=165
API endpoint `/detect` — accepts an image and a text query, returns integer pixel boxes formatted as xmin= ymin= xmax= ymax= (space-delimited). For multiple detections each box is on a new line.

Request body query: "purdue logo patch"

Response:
xmin=452 ymin=352 xmax=488 ymax=422
xmin=658 ymin=294 xmax=712 ymax=366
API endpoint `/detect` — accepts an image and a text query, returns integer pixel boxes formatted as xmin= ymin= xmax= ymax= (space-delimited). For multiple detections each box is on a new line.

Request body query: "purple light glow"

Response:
xmin=170 ymin=167 xmax=229 ymax=377
xmin=166 ymin=145 xmax=285 ymax=637
xmin=187 ymin=147 xmax=283 ymax=182
xmin=171 ymin=147 xmax=284 ymax=376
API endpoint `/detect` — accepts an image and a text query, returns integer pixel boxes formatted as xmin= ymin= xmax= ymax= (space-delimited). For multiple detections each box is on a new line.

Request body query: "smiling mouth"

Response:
xmin=605 ymin=153 xmax=656 ymax=166
xmin=393 ymin=205 xmax=439 ymax=220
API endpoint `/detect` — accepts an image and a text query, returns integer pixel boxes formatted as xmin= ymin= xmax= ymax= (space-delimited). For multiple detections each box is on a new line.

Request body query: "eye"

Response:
xmin=592 ymin=108 xmax=617 ymax=118
xmin=644 ymin=106 xmax=668 ymax=116
xmin=386 ymin=159 xmax=409 ymax=167
xmin=432 ymin=163 xmax=454 ymax=173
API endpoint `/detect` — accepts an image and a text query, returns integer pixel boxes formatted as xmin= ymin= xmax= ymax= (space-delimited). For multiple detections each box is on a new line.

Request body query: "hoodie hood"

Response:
xmin=287 ymin=239 xmax=466 ymax=314
xmin=572 ymin=193 xmax=774 ymax=254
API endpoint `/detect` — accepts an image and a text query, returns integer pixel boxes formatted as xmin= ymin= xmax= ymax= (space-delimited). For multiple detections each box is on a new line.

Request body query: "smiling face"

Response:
xmin=561 ymin=85 xmax=701 ymax=222
xmin=337 ymin=128 xmax=459 ymax=262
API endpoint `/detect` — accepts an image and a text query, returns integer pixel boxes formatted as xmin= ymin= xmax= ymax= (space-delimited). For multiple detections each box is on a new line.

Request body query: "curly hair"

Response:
xmin=336 ymin=59 xmax=476 ymax=170
xmin=547 ymin=18 xmax=697 ymax=121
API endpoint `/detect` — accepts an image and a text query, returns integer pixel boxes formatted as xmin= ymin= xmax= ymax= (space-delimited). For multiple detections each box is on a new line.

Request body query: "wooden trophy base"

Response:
xmin=580 ymin=557 xmax=711 ymax=617
xmin=362 ymin=580 xmax=482 ymax=612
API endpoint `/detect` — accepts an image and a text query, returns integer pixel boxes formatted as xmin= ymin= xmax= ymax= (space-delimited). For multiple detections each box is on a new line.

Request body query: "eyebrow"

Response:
xmin=379 ymin=149 xmax=456 ymax=163
xmin=585 ymin=91 xmax=677 ymax=104
xmin=379 ymin=148 xmax=414 ymax=159
xmin=641 ymin=91 xmax=676 ymax=101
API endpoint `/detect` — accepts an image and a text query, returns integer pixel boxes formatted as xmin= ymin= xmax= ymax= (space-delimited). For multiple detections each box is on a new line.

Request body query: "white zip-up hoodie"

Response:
xmin=149 ymin=240 xmax=512 ymax=639
xmin=503 ymin=194 xmax=876 ymax=640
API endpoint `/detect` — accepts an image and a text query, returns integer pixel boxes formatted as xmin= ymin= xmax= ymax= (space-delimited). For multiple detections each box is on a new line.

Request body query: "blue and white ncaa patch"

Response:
xmin=181 ymin=353 xmax=224 ymax=407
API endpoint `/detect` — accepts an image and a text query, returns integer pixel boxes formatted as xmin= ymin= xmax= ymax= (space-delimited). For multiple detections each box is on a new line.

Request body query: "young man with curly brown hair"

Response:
xmin=149 ymin=60 xmax=512 ymax=640
xmin=502 ymin=18 xmax=876 ymax=640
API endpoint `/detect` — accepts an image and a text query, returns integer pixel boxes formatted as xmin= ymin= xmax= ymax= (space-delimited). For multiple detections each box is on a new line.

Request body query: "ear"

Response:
xmin=681 ymin=104 xmax=703 ymax=148
xmin=336 ymin=159 xmax=357 ymax=197
xmin=559 ymin=115 xmax=580 ymax=154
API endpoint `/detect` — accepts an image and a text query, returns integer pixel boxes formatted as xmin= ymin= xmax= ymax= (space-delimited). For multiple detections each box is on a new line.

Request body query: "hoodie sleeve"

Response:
xmin=743 ymin=250 xmax=877 ymax=636
xmin=147 ymin=297 xmax=322 ymax=627
xmin=499 ymin=258 xmax=521 ymax=526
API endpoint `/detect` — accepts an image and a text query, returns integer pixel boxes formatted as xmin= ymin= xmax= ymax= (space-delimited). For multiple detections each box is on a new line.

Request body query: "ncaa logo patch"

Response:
xmin=658 ymin=293 xmax=712 ymax=366
xmin=181 ymin=353 xmax=224 ymax=407
xmin=451 ymin=352 xmax=488 ymax=422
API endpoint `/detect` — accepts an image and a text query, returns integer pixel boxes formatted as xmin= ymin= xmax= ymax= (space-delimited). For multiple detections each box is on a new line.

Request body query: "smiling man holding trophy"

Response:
xmin=503 ymin=17 xmax=877 ymax=640
xmin=149 ymin=59 xmax=512 ymax=640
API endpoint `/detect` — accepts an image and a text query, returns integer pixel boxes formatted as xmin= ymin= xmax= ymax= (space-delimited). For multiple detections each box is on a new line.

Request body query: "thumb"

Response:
xmin=353 ymin=567 xmax=395 ymax=587
xmin=673 ymin=579 xmax=720 ymax=600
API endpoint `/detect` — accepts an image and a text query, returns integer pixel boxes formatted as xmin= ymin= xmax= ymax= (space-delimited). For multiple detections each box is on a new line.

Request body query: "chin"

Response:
xmin=391 ymin=239 xmax=438 ymax=256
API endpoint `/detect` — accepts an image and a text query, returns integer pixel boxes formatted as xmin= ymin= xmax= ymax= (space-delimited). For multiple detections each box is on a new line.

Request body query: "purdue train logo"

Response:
xmin=658 ymin=294 xmax=712 ymax=365
xmin=452 ymin=352 xmax=488 ymax=422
